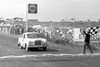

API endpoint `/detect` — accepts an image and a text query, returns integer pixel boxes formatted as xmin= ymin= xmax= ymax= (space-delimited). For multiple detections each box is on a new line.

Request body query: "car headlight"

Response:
xmin=29 ymin=41 xmax=34 ymax=45
xmin=42 ymin=41 xmax=47 ymax=46
xmin=41 ymin=41 xmax=45 ymax=45
xmin=43 ymin=39 xmax=47 ymax=43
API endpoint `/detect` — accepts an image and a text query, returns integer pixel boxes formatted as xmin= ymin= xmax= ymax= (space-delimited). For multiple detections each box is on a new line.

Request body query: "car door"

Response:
xmin=21 ymin=34 xmax=25 ymax=47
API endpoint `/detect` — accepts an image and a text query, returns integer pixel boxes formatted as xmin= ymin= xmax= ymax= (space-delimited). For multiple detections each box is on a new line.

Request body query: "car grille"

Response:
xmin=35 ymin=40 xmax=41 ymax=45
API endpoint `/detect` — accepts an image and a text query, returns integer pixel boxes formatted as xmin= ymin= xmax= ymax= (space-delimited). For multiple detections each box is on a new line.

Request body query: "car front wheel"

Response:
xmin=25 ymin=44 xmax=29 ymax=51
xmin=26 ymin=47 xmax=29 ymax=51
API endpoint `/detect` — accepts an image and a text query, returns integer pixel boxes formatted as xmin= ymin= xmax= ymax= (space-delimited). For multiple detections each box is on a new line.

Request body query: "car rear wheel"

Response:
xmin=18 ymin=43 xmax=20 ymax=46
xmin=20 ymin=46 xmax=24 ymax=49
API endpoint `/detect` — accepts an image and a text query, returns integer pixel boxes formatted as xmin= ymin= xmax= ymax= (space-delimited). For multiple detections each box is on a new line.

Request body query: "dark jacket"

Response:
xmin=83 ymin=31 xmax=90 ymax=43
xmin=85 ymin=33 xmax=90 ymax=43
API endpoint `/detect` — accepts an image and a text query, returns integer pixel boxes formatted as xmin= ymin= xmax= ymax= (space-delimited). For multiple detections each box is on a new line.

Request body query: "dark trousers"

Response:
xmin=83 ymin=42 xmax=93 ymax=54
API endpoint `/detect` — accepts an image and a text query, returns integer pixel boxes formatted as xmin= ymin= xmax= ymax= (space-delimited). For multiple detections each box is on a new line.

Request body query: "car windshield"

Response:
xmin=27 ymin=33 xmax=43 ymax=38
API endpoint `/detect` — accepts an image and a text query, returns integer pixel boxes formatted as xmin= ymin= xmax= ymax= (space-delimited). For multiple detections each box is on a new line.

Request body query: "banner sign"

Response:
xmin=28 ymin=4 xmax=37 ymax=14
xmin=73 ymin=28 xmax=84 ymax=41
xmin=73 ymin=27 xmax=100 ymax=42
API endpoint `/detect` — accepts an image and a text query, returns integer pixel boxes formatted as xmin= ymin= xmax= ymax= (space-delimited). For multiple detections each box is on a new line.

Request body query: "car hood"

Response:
xmin=26 ymin=38 xmax=47 ymax=42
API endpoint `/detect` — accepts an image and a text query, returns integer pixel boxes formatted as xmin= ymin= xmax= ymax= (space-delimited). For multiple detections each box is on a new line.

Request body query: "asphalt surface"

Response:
xmin=0 ymin=32 xmax=100 ymax=67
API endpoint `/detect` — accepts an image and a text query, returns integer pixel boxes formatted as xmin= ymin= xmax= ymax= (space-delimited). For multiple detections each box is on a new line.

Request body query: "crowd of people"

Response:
xmin=9 ymin=24 xmax=100 ymax=54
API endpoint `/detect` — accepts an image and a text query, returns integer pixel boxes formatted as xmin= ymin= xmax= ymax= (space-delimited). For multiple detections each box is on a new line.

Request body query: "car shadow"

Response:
xmin=27 ymin=47 xmax=60 ymax=52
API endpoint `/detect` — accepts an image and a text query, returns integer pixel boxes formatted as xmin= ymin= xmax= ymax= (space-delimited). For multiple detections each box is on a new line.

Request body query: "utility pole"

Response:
xmin=26 ymin=4 xmax=38 ymax=32
xmin=26 ymin=4 xmax=28 ymax=32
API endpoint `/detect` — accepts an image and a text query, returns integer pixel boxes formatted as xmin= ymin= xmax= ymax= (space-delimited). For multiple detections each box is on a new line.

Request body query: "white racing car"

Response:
xmin=17 ymin=32 xmax=48 ymax=51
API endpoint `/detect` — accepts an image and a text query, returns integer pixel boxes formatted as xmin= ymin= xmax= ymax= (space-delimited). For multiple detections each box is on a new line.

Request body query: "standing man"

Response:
xmin=83 ymin=31 xmax=93 ymax=54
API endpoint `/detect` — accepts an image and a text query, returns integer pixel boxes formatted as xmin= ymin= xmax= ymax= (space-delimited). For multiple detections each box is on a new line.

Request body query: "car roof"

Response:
xmin=23 ymin=32 xmax=40 ymax=35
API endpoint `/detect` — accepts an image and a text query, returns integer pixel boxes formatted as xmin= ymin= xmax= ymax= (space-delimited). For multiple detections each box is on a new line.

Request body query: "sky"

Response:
xmin=0 ymin=0 xmax=100 ymax=21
